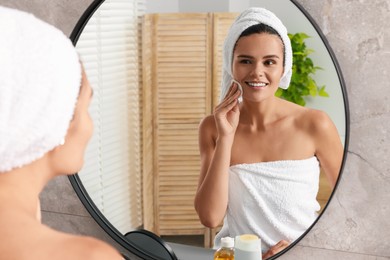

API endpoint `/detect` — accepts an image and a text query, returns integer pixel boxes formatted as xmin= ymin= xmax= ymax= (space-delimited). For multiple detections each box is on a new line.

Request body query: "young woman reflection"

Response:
xmin=0 ymin=6 xmax=122 ymax=260
xmin=194 ymin=7 xmax=343 ymax=259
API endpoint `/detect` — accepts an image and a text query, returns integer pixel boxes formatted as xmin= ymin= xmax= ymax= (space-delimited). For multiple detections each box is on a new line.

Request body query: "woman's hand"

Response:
xmin=262 ymin=240 xmax=290 ymax=259
xmin=213 ymin=82 xmax=241 ymax=138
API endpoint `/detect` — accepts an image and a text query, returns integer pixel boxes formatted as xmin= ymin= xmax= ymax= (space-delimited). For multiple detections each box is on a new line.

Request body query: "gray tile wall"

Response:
xmin=281 ymin=0 xmax=390 ymax=259
xmin=1 ymin=0 xmax=389 ymax=259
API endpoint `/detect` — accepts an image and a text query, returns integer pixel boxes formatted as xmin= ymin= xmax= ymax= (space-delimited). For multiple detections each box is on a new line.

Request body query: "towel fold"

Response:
xmin=214 ymin=157 xmax=320 ymax=252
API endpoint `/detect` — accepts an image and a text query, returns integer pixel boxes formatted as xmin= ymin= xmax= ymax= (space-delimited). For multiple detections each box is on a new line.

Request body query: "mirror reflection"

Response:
xmin=194 ymin=7 xmax=343 ymax=256
xmin=74 ymin=0 xmax=347 ymax=256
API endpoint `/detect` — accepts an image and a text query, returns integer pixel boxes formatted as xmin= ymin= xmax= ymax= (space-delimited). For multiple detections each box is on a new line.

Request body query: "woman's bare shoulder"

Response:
xmin=0 ymin=188 xmax=122 ymax=260
xmin=58 ymin=234 xmax=123 ymax=260
xmin=199 ymin=114 xmax=216 ymax=129
xmin=295 ymin=107 xmax=335 ymax=135
xmin=36 ymin=229 xmax=124 ymax=260
xmin=0 ymin=220 xmax=123 ymax=260
xmin=199 ymin=115 xmax=217 ymax=137
xmin=198 ymin=114 xmax=218 ymax=151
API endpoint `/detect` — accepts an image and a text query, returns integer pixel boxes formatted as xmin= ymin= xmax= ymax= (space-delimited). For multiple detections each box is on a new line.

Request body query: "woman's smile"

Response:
xmin=245 ymin=81 xmax=269 ymax=89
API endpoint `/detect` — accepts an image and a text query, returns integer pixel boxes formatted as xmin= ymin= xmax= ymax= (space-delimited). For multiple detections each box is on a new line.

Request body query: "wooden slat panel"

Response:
xmin=142 ymin=13 xmax=212 ymax=238
xmin=160 ymin=229 xmax=205 ymax=235
xmin=142 ymin=14 xmax=155 ymax=231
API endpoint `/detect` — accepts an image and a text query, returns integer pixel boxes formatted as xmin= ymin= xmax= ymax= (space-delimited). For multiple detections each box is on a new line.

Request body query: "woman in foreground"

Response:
xmin=0 ymin=6 xmax=123 ymax=259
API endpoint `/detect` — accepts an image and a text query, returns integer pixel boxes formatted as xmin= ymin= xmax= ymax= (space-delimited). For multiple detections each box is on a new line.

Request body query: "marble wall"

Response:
xmin=1 ymin=0 xmax=389 ymax=259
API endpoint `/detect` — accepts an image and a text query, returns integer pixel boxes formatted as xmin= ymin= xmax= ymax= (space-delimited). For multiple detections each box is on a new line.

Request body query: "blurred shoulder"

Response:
xmin=32 ymin=230 xmax=124 ymax=260
xmin=0 ymin=216 xmax=123 ymax=260
xmin=59 ymin=235 xmax=123 ymax=260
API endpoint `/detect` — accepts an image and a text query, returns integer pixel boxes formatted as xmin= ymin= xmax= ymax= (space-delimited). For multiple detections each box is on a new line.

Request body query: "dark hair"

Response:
xmin=236 ymin=23 xmax=285 ymax=66
xmin=240 ymin=23 xmax=280 ymax=38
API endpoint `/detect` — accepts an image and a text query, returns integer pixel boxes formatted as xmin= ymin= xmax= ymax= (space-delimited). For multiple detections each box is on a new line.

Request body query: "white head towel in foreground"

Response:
xmin=220 ymin=7 xmax=293 ymax=101
xmin=0 ymin=6 xmax=82 ymax=172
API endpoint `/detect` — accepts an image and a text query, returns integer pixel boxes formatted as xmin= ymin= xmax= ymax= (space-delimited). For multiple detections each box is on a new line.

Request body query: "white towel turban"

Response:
xmin=0 ymin=6 xmax=82 ymax=172
xmin=220 ymin=7 xmax=293 ymax=101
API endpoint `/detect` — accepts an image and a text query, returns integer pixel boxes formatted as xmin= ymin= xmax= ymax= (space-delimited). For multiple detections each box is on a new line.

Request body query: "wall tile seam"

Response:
xmin=346 ymin=151 xmax=387 ymax=179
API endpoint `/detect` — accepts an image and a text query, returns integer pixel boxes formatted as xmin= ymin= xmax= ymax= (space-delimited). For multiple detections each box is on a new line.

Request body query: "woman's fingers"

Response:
xmin=262 ymin=240 xmax=290 ymax=259
xmin=227 ymin=81 xmax=241 ymax=100
xmin=212 ymin=81 xmax=241 ymax=136
xmin=215 ymin=83 xmax=240 ymax=112
xmin=225 ymin=80 xmax=239 ymax=99
xmin=214 ymin=95 xmax=237 ymax=113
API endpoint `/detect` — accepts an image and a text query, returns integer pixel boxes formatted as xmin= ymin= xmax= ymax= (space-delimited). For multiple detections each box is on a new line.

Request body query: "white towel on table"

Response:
xmin=214 ymin=156 xmax=320 ymax=252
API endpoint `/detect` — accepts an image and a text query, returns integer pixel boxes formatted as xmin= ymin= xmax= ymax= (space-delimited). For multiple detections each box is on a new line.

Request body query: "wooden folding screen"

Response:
xmin=142 ymin=12 xmax=238 ymax=247
xmin=142 ymin=12 xmax=212 ymax=246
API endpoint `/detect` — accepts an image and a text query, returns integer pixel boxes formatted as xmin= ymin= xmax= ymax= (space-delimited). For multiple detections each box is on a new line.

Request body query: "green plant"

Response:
xmin=275 ymin=32 xmax=329 ymax=106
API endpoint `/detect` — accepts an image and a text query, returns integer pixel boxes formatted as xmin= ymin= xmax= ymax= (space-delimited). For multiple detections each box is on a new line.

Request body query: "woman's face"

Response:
xmin=51 ymin=68 xmax=94 ymax=175
xmin=232 ymin=32 xmax=284 ymax=103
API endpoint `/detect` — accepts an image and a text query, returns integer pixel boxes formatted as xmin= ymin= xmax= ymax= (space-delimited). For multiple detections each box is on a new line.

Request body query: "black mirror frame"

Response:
xmin=68 ymin=0 xmax=350 ymax=259
xmin=124 ymin=229 xmax=178 ymax=260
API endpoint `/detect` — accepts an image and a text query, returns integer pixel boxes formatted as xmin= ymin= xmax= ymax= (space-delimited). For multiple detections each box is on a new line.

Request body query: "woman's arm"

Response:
xmin=311 ymin=110 xmax=344 ymax=188
xmin=194 ymin=117 xmax=233 ymax=228
xmin=194 ymin=83 xmax=241 ymax=228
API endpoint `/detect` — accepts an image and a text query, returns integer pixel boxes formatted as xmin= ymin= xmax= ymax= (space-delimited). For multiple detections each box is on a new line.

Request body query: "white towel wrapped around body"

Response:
xmin=214 ymin=156 xmax=321 ymax=252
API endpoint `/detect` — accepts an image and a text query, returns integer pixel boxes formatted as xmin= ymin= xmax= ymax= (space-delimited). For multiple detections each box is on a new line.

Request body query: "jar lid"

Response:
xmin=235 ymin=234 xmax=261 ymax=252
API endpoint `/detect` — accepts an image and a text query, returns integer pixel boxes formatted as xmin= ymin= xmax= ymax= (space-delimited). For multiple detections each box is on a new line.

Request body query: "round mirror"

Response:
xmin=69 ymin=0 xmax=349 ymax=259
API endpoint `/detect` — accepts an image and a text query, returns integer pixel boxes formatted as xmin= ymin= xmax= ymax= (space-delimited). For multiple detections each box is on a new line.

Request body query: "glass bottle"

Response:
xmin=214 ymin=237 xmax=235 ymax=260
